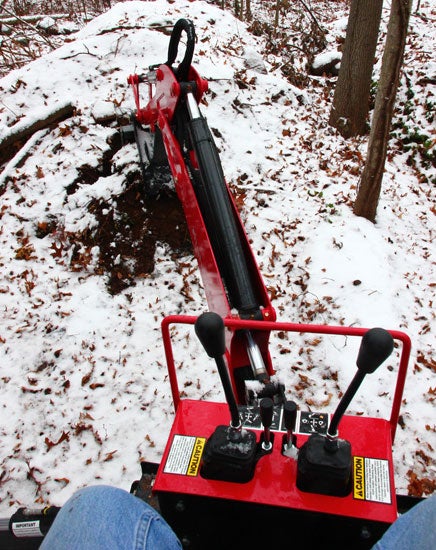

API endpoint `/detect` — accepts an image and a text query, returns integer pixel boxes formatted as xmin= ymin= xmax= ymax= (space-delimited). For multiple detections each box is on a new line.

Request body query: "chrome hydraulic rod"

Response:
xmin=245 ymin=330 xmax=268 ymax=379
xmin=186 ymin=91 xmax=201 ymax=120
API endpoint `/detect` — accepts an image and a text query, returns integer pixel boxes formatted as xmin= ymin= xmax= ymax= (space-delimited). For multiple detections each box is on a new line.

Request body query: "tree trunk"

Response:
xmin=234 ymin=0 xmax=243 ymax=19
xmin=354 ymin=0 xmax=412 ymax=222
xmin=329 ymin=0 xmax=383 ymax=138
xmin=274 ymin=0 xmax=280 ymax=29
xmin=245 ymin=0 xmax=251 ymax=20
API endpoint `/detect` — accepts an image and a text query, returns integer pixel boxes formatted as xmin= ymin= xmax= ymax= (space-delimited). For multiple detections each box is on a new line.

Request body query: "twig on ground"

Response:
xmin=1 ymin=5 xmax=55 ymax=49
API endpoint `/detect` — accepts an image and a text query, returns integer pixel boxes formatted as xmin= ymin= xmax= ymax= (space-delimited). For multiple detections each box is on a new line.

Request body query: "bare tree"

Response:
xmin=245 ymin=0 xmax=251 ymax=20
xmin=274 ymin=0 xmax=281 ymax=28
xmin=329 ymin=0 xmax=383 ymax=138
xmin=354 ymin=0 xmax=413 ymax=221
xmin=234 ymin=0 xmax=243 ymax=19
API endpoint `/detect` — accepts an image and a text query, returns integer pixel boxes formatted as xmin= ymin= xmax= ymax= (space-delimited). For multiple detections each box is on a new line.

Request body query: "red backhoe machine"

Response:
xmin=2 ymin=19 xmax=420 ymax=550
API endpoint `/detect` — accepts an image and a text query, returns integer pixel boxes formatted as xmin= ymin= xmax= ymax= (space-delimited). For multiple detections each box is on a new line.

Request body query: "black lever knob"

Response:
xmin=283 ymin=400 xmax=298 ymax=455
xmin=195 ymin=312 xmax=240 ymax=429
xmin=283 ymin=400 xmax=297 ymax=432
xmin=260 ymin=398 xmax=274 ymax=427
xmin=356 ymin=327 xmax=394 ymax=374
xmin=195 ymin=311 xmax=226 ymax=358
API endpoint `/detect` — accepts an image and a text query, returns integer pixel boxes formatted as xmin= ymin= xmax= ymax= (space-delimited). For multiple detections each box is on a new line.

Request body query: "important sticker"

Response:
xmin=12 ymin=521 xmax=43 ymax=538
xmin=163 ymin=435 xmax=206 ymax=476
xmin=353 ymin=456 xmax=391 ymax=504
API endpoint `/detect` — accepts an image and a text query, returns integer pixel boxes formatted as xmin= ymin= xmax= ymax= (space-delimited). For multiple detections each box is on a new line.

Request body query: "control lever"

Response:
xmin=195 ymin=311 xmax=240 ymax=429
xmin=325 ymin=327 xmax=394 ymax=450
xmin=297 ymin=328 xmax=394 ymax=496
xmin=283 ymin=400 xmax=298 ymax=458
xmin=195 ymin=312 xmax=258 ymax=482
xmin=260 ymin=398 xmax=274 ymax=451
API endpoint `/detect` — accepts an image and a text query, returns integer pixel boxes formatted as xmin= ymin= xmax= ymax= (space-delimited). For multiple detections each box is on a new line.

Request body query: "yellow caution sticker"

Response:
xmin=353 ymin=456 xmax=365 ymax=500
xmin=164 ymin=435 xmax=206 ymax=476
xmin=353 ymin=456 xmax=391 ymax=504
xmin=187 ymin=437 xmax=206 ymax=476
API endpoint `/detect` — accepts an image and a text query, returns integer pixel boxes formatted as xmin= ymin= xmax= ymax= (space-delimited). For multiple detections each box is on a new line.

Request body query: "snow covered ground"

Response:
xmin=0 ymin=0 xmax=434 ymax=514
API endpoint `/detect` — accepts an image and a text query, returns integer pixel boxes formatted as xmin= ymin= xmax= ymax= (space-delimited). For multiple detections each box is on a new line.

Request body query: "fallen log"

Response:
xmin=0 ymin=101 xmax=75 ymax=165
xmin=0 ymin=14 xmax=70 ymax=25
xmin=0 ymin=128 xmax=48 ymax=191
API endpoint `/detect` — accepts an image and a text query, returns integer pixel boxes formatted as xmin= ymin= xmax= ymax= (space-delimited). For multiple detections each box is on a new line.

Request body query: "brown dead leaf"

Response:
xmin=45 ymin=431 xmax=70 ymax=450
xmin=416 ymin=353 xmax=436 ymax=372
xmin=55 ymin=478 xmax=70 ymax=485
xmin=59 ymin=125 xmax=72 ymax=137
xmin=306 ymin=393 xmax=332 ymax=407
xmin=103 ymin=450 xmax=118 ymax=462
xmin=15 ymin=239 xmax=36 ymax=260
xmin=89 ymin=383 xmax=104 ymax=390
xmin=50 ymin=242 xmax=63 ymax=258
xmin=37 ymin=221 xmax=48 ymax=234
xmin=407 ymin=470 xmax=436 ymax=497
xmin=81 ymin=372 xmax=92 ymax=386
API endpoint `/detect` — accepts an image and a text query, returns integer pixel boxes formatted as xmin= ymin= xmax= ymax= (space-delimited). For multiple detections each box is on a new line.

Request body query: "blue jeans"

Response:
xmin=39 ymin=485 xmax=436 ymax=549
xmin=40 ymin=485 xmax=182 ymax=549
xmin=372 ymin=494 xmax=436 ymax=550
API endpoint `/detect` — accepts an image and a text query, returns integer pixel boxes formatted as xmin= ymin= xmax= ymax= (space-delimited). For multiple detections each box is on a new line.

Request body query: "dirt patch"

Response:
xmin=79 ymin=179 xmax=192 ymax=294
xmin=36 ymin=164 xmax=192 ymax=295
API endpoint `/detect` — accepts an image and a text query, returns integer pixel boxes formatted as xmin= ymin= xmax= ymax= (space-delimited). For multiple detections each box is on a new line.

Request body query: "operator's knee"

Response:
xmin=40 ymin=484 xmax=182 ymax=549
xmin=62 ymin=485 xmax=133 ymax=513
xmin=373 ymin=494 xmax=436 ymax=550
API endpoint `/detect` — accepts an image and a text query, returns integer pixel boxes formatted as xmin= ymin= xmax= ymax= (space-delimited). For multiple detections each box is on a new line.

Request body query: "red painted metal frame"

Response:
xmin=161 ymin=314 xmax=411 ymax=443
xmin=153 ymin=400 xmax=399 ymax=524
xmin=129 ymin=57 xmax=412 ymax=445
xmin=128 ymin=64 xmax=277 ymax=379
xmin=128 ymin=65 xmax=208 ymax=127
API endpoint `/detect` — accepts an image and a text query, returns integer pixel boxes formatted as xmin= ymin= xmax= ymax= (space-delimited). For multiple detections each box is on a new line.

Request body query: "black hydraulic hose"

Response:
xmin=188 ymin=116 xmax=261 ymax=318
xmin=166 ymin=18 xmax=196 ymax=82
